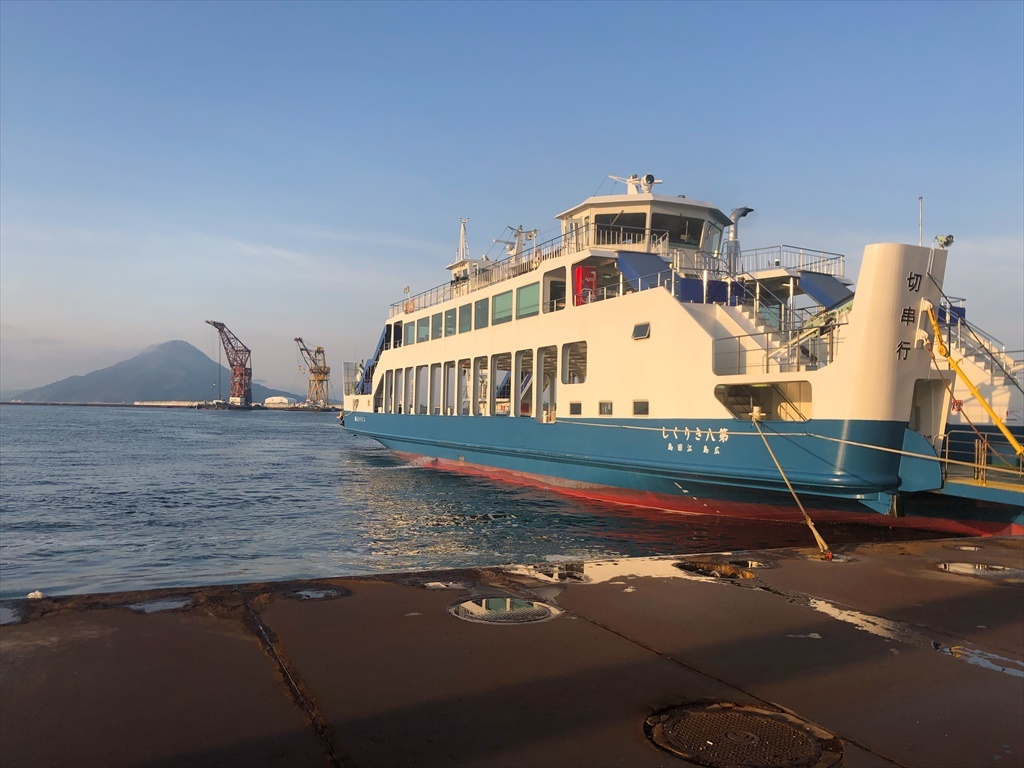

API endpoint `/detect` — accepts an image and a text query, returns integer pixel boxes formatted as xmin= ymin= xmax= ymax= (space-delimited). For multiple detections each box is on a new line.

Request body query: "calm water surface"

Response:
xmin=0 ymin=405 xmax=946 ymax=598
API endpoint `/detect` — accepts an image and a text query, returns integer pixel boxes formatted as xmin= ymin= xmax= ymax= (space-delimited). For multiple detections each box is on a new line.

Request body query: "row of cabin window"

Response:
xmin=399 ymin=283 xmax=541 ymax=346
xmin=567 ymin=401 xmax=649 ymax=416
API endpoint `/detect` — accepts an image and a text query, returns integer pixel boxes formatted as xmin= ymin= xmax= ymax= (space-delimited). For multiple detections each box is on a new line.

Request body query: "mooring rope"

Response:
xmin=752 ymin=416 xmax=832 ymax=558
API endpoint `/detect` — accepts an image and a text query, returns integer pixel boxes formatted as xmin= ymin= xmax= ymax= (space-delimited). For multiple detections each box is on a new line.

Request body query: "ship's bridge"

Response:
xmin=556 ymin=184 xmax=733 ymax=263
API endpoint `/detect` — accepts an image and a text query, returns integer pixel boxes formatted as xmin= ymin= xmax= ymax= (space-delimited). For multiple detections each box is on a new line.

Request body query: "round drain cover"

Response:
xmin=646 ymin=702 xmax=842 ymax=768
xmin=449 ymin=597 xmax=560 ymax=624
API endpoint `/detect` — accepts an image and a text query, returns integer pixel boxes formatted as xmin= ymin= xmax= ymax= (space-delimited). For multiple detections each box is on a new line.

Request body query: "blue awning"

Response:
xmin=798 ymin=271 xmax=854 ymax=309
xmin=617 ymin=251 xmax=672 ymax=290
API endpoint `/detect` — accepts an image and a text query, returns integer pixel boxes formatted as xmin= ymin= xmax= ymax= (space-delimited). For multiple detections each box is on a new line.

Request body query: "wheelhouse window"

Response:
xmin=516 ymin=283 xmax=540 ymax=318
xmin=703 ymin=221 xmax=723 ymax=256
xmin=459 ymin=303 xmax=472 ymax=333
xmin=474 ymin=298 xmax=489 ymax=329
xmin=492 ymin=290 xmax=513 ymax=325
xmin=595 ymin=212 xmax=648 ymax=246
xmin=651 ymin=213 xmax=705 ymax=248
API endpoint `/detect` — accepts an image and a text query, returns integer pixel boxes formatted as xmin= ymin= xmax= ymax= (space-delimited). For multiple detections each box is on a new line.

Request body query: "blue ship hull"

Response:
xmin=346 ymin=414 xmax=1024 ymax=534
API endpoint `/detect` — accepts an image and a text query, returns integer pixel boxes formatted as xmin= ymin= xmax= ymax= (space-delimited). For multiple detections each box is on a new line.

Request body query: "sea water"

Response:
xmin=0 ymin=405 xmax=943 ymax=599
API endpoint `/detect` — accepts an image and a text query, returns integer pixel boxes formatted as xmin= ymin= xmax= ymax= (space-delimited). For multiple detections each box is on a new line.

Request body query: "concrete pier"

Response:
xmin=2 ymin=536 xmax=1022 ymax=768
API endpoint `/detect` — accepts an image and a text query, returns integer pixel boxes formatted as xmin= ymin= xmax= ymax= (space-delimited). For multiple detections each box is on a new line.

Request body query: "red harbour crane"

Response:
xmin=206 ymin=320 xmax=252 ymax=407
xmin=294 ymin=337 xmax=331 ymax=409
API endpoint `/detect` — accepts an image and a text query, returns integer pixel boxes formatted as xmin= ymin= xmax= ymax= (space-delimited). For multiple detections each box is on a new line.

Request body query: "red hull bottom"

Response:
xmin=394 ymin=451 xmax=1023 ymax=538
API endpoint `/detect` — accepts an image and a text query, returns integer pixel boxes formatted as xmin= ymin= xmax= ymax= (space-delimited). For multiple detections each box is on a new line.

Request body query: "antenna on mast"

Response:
xmin=919 ymin=197 xmax=923 ymax=246
xmin=609 ymin=173 xmax=662 ymax=195
xmin=457 ymin=217 xmax=471 ymax=262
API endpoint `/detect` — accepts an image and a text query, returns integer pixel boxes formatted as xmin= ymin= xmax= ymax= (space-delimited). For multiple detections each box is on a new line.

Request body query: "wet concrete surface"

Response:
xmin=1 ymin=536 xmax=1021 ymax=768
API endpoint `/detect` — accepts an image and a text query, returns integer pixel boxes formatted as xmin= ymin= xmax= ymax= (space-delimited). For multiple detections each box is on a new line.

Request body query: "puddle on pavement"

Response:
xmin=506 ymin=556 xmax=728 ymax=585
xmin=938 ymin=562 xmax=1024 ymax=580
xmin=290 ymin=589 xmax=343 ymax=600
xmin=0 ymin=603 xmax=23 ymax=626
xmin=126 ymin=597 xmax=195 ymax=614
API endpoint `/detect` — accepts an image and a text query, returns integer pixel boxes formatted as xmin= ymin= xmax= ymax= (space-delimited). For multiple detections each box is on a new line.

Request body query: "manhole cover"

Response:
xmin=646 ymin=702 xmax=842 ymax=768
xmin=449 ymin=597 xmax=560 ymax=624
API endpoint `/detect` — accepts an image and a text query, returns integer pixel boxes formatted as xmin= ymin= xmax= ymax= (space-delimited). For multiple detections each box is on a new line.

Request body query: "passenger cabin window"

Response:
xmin=599 ymin=401 xmax=613 ymax=415
xmin=516 ymin=283 xmax=540 ymax=318
xmin=431 ymin=313 xmax=443 ymax=340
xmin=417 ymin=317 xmax=430 ymax=343
xmin=632 ymin=323 xmax=651 ymax=340
xmin=492 ymin=291 xmax=513 ymax=325
xmin=633 ymin=400 xmax=649 ymax=416
xmin=561 ymin=342 xmax=587 ymax=384
xmin=403 ymin=321 xmax=415 ymax=346
xmin=444 ymin=309 xmax=457 ymax=336
xmin=543 ymin=267 xmax=566 ymax=313
xmin=651 ymin=213 xmax=705 ymax=247
xmin=459 ymin=303 xmax=472 ymax=333
xmin=474 ymin=298 xmax=489 ymax=329
xmin=569 ymin=402 xmax=582 ymax=415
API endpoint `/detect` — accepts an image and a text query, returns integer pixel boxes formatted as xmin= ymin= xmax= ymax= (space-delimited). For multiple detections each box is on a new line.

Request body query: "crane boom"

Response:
xmin=295 ymin=337 xmax=331 ymax=408
xmin=206 ymin=320 xmax=253 ymax=407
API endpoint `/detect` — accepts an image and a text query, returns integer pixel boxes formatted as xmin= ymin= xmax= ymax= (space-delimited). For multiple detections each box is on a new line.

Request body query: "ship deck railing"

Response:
xmin=938 ymin=296 xmax=1023 ymax=383
xmin=712 ymin=323 xmax=848 ymax=375
xmin=941 ymin=428 xmax=1024 ymax=486
xmin=390 ymin=222 xmax=844 ymax=319
xmin=734 ymin=246 xmax=846 ymax=278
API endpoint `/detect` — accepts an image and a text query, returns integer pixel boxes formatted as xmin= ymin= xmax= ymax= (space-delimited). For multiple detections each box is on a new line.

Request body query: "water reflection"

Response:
xmin=0 ymin=407 xmax=956 ymax=598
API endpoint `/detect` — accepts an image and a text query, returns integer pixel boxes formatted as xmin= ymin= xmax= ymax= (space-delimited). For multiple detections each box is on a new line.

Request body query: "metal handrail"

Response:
xmin=389 ymin=223 xmax=672 ymax=318
xmin=712 ymin=323 xmax=847 ymax=375
xmin=736 ymin=245 xmax=846 ymax=278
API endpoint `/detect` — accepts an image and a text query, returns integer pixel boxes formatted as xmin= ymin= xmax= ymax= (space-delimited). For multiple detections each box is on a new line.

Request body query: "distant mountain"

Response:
xmin=14 ymin=340 xmax=303 ymax=404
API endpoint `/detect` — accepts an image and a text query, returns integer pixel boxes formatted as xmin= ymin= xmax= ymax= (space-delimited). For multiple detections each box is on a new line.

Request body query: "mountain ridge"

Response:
xmin=13 ymin=340 xmax=304 ymax=404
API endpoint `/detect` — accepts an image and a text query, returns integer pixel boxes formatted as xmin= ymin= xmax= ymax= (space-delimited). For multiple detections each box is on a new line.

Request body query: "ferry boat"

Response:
xmin=342 ymin=174 xmax=1023 ymax=536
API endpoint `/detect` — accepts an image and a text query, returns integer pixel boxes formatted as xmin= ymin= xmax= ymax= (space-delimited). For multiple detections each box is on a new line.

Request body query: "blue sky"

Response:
xmin=2 ymin=0 xmax=1022 ymax=394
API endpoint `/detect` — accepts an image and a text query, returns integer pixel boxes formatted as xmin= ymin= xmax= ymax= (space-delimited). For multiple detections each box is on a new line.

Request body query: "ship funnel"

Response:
xmin=726 ymin=207 xmax=753 ymax=274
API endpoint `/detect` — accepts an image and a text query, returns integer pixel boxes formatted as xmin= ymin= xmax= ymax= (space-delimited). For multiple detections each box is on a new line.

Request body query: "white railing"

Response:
xmin=736 ymin=245 xmax=845 ymax=278
xmin=712 ymin=325 xmax=847 ymax=375
xmin=389 ymin=223 xmax=671 ymax=318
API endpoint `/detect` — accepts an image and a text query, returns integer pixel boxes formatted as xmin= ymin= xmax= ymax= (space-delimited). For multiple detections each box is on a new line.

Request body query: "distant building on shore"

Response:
xmin=264 ymin=396 xmax=298 ymax=409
